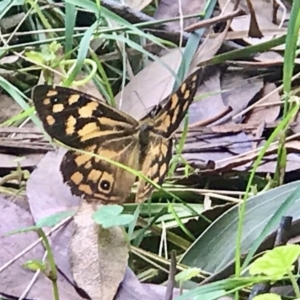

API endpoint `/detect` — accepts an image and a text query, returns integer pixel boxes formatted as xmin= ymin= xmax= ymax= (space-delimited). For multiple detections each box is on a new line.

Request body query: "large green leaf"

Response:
xmin=180 ymin=180 xmax=300 ymax=273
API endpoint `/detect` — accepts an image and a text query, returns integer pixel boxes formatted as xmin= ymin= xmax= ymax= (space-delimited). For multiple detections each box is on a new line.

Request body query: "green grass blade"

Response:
xmin=64 ymin=2 xmax=77 ymax=56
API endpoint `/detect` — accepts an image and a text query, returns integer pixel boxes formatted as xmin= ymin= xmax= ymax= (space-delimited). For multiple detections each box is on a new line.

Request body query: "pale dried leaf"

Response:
xmin=255 ymin=153 xmax=300 ymax=173
xmin=0 ymin=153 xmax=44 ymax=169
xmin=254 ymin=51 xmax=285 ymax=63
xmin=27 ymin=149 xmax=79 ymax=280
xmin=117 ymin=21 xmax=229 ymax=120
xmin=27 ymin=149 xmax=79 ymax=222
xmin=245 ymin=83 xmax=280 ymax=123
xmin=0 ymin=197 xmax=82 ymax=299
xmin=0 ymin=94 xmax=22 ymax=123
xmin=0 ymin=54 xmax=20 ymax=65
xmin=154 ymin=0 xmax=207 ymax=31
xmin=70 ymin=202 xmax=128 ymax=300
xmin=218 ymin=0 xmax=288 ymax=46
xmin=0 ymin=12 xmax=25 ymax=30
xmin=182 ymin=131 xmax=252 ymax=164
xmin=187 ymin=67 xmax=227 ymax=125
xmin=214 ymin=140 xmax=300 ymax=173
xmin=187 ymin=69 xmax=264 ymax=127
xmin=124 ymin=0 xmax=152 ymax=11
xmin=221 ymin=71 xmax=264 ymax=123
xmin=116 ymin=48 xmax=184 ymax=119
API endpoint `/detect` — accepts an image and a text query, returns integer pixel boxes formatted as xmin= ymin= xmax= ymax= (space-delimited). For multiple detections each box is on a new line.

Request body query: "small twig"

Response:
xmin=188 ymin=106 xmax=233 ymax=128
xmin=185 ymin=9 xmax=244 ymax=32
xmin=165 ymin=250 xmax=177 ymax=300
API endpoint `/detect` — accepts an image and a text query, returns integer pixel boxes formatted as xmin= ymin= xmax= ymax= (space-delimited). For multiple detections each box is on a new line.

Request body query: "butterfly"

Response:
xmin=32 ymin=68 xmax=203 ymax=204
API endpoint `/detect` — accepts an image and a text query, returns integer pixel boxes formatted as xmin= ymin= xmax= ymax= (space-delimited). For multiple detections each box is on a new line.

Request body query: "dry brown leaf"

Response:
xmin=116 ymin=48 xmax=184 ymax=119
xmin=27 ymin=149 xmax=79 ymax=222
xmin=0 ymin=54 xmax=20 ymax=65
xmin=254 ymin=51 xmax=285 ymax=63
xmin=255 ymin=153 xmax=300 ymax=173
xmin=244 ymin=82 xmax=280 ymax=124
xmin=0 ymin=153 xmax=44 ymax=169
xmin=69 ymin=201 xmax=128 ymax=300
xmin=124 ymin=0 xmax=152 ymax=11
xmin=154 ymin=0 xmax=207 ymax=31
xmin=27 ymin=149 xmax=79 ymax=281
xmin=187 ymin=67 xmax=227 ymax=125
xmin=0 ymin=94 xmax=22 ymax=123
xmin=0 ymin=12 xmax=25 ymax=30
xmin=221 ymin=71 xmax=264 ymax=122
xmin=213 ymin=140 xmax=300 ymax=173
xmin=218 ymin=0 xmax=288 ymax=46
xmin=0 ymin=197 xmax=83 ymax=299
xmin=181 ymin=131 xmax=253 ymax=164
xmin=188 ymin=68 xmax=264 ymax=128
xmin=116 ymin=14 xmax=231 ymax=120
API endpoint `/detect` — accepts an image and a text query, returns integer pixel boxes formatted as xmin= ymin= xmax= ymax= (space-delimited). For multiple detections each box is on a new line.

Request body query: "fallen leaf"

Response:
xmin=124 ymin=0 xmax=152 ymax=11
xmin=187 ymin=67 xmax=227 ymax=125
xmin=218 ymin=0 xmax=288 ymax=46
xmin=244 ymin=82 xmax=280 ymax=124
xmin=154 ymin=0 xmax=207 ymax=31
xmin=69 ymin=201 xmax=128 ymax=300
xmin=26 ymin=149 xmax=79 ymax=281
xmin=0 ymin=94 xmax=22 ymax=123
xmin=213 ymin=140 xmax=300 ymax=173
xmin=0 ymin=197 xmax=83 ymax=299
xmin=221 ymin=70 xmax=264 ymax=123
xmin=116 ymin=14 xmax=231 ymax=120
xmin=0 ymin=153 xmax=44 ymax=169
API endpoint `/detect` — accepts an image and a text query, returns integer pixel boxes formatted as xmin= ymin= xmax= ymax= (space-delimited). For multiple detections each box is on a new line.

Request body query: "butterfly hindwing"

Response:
xmin=32 ymin=85 xmax=138 ymax=148
xmin=135 ymin=135 xmax=172 ymax=203
xmin=61 ymin=136 xmax=140 ymax=203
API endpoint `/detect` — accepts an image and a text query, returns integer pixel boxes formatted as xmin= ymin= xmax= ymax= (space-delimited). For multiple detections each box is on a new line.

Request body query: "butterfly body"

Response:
xmin=32 ymin=69 xmax=202 ymax=204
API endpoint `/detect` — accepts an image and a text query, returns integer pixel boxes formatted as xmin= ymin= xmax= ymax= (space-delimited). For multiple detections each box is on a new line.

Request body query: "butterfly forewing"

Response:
xmin=32 ymin=85 xmax=138 ymax=148
xmin=152 ymin=69 xmax=203 ymax=138
xmin=32 ymin=85 xmax=140 ymax=204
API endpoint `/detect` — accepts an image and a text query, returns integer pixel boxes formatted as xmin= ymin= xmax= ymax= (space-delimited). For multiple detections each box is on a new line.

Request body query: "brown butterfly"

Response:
xmin=32 ymin=69 xmax=203 ymax=204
